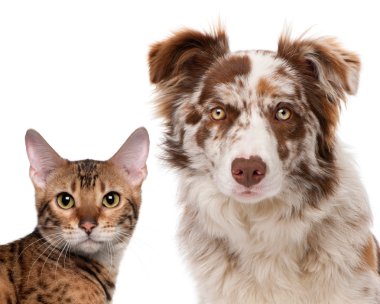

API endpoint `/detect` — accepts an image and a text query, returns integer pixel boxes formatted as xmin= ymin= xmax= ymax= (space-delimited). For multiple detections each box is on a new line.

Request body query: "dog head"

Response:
xmin=149 ymin=27 xmax=360 ymax=205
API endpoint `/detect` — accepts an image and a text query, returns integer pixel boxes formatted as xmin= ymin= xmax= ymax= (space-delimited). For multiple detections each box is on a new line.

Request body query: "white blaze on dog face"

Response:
xmin=149 ymin=28 xmax=360 ymax=205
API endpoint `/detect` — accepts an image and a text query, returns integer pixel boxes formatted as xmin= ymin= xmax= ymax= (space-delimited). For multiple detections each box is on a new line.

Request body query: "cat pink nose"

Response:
xmin=79 ymin=220 xmax=97 ymax=235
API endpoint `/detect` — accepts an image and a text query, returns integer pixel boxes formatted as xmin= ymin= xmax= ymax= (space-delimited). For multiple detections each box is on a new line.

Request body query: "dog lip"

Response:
xmin=234 ymin=188 xmax=263 ymax=196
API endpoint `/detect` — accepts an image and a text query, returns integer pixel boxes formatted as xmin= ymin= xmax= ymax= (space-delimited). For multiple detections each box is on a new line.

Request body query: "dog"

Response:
xmin=148 ymin=27 xmax=380 ymax=303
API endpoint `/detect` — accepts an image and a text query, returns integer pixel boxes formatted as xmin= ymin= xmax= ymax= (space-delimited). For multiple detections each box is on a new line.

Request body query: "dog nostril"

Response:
xmin=232 ymin=169 xmax=244 ymax=176
xmin=253 ymin=170 xmax=264 ymax=176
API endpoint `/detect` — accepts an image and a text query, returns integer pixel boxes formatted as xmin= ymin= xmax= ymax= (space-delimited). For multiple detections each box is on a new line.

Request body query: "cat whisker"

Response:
xmin=112 ymin=235 xmax=131 ymax=248
xmin=63 ymin=243 xmax=71 ymax=271
xmin=107 ymin=241 xmax=113 ymax=269
xmin=15 ymin=232 xmax=62 ymax=263
xmin=27 ymin=237 xmax=64 ymax=285
xmin=40 ymin=238 xmax=66 ymax=278
xmin=54 ymin=241 xmax=69 ymax=279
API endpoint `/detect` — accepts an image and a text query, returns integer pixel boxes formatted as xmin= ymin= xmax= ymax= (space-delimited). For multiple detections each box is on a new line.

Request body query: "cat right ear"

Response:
xmin=25 ymin=129 xmax=65 ymax=189
xmin=110 ymin=127 xmax=150 ymax=187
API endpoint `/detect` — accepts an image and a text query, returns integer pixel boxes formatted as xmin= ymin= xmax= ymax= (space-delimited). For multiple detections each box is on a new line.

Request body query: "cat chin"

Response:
xmin=73 ymin=239 xmax=103 ymax=255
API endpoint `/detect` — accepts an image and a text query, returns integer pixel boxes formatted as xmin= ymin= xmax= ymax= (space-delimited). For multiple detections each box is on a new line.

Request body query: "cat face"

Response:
xmin=25 ymin=128 xmax=149 ymax=256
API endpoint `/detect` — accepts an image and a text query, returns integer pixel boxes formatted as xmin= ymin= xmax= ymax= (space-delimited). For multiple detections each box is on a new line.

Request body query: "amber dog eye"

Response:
xmin=210 ymin=107 xmax=227 ymax=120
xmin=275 ymin=108 xmax=292 ymax=121
xmin=56 ymin=192 xmax=75 ymax=209
xmin=102 ymin=192 xmax=120 ymax=208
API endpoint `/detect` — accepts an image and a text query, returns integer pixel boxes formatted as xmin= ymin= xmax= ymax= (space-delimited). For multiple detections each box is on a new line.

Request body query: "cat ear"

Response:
xmin=25 ymin=129 xmax=66 ymax=189
xmin=109 ymin=127 xmax=150 ymax=187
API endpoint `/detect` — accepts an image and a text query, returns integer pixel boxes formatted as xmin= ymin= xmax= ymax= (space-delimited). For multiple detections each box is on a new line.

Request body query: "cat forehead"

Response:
xmin=47 ymin=159 xmax=124 ymax=191
xmin=74 ymin=159 xmax=102 ymax=189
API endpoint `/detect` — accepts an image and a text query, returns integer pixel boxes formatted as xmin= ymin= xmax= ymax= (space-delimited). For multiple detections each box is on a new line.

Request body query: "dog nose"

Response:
xmin=79 ymin=220 xmax=97 ymax=235
xmin=231 ymin=156 xmax=267 ymax=187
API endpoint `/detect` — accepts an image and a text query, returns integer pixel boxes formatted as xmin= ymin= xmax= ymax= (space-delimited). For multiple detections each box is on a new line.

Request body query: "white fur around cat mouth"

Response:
xmin=77 ymin=238 xmax=103 ymax=253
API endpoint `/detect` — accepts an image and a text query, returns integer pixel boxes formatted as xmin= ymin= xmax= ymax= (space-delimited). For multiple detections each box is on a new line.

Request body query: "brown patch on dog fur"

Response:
xmin=162 ymin=127 xmax=191 ymax=169
xmin=265 ymin=103 xmax=306 ymax=160
xmin=374 ymin=237 xmax=380 ymax=275
xmin=215 ymin=104 xmax=241 ymax=136
xmin=293 ymin=161 xmax=337 ymax=207
xmin=361 ymin=236 xmax=378 ymax=272
xmin=195 ymin=103 xmax=241 ymax=148
xmin=196 ymin=125 xmax=211 ymax=148
xmin=199 ymin=55 xmax=251 ymax=104
xmin=185 ymin=107 xmax=202 ymax=125
xmin=256 ymin=77 xmax=280 ymax=97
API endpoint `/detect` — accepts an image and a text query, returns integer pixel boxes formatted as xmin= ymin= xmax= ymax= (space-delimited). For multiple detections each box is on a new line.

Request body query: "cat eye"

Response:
xmin=210 ymin=107 xmax=226 ymax=121
xmin=56 ymin=192 xmax=75 ymax=209
xmin=275 ymin=107 xmax=292 ymax=121
xmin=102 ymin=192 xmax=120 ymax=208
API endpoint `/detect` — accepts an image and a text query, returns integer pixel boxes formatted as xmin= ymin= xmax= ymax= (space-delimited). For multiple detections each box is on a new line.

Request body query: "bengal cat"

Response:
xmin=0 ymin=127 xmax=149 ymax=303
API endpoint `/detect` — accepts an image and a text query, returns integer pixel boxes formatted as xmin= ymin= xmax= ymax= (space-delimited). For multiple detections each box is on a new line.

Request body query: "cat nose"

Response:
xmin=79 ymin=220 xmax=98 ymax=235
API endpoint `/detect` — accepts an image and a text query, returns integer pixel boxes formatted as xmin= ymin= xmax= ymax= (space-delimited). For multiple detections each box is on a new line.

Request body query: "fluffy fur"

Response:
xmin=149 ymin=27 xmax=380 ymax=303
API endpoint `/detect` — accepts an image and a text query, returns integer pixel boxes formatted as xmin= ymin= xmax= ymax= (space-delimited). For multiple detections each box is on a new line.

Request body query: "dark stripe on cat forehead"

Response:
xmin=75 ymin=159 xmax=101 ymax=189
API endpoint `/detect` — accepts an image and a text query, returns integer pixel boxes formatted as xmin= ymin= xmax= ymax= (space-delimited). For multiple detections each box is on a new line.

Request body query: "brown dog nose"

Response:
xmin=79 ymin=220 xmax=97 ymax=235
xmin=231 ymin=156 xmax=267 ymax=187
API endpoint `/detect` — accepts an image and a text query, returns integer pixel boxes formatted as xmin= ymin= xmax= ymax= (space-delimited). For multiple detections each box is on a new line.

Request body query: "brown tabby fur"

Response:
xmin=0 ymin=129 xmax=148 ymax=304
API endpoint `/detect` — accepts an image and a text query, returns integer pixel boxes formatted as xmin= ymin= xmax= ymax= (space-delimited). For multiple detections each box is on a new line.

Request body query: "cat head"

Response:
xmin=25 ymin=128 xmax=149 ymax=256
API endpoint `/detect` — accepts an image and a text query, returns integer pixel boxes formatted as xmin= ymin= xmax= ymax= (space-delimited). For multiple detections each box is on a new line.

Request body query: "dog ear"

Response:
xmin=277 ymin=32 xmax=361 ymax=156
xmin=277 ymin=32 xmax=360 ymax=103
xmin=148 ymin=27 xmax=229 ymax=86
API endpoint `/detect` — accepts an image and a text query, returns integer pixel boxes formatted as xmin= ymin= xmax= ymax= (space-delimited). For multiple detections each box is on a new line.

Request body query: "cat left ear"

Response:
xmin=110 ymin=127 xmax=150 ymax=187
xmin=25 ymin=129 xmax=66 ymax=189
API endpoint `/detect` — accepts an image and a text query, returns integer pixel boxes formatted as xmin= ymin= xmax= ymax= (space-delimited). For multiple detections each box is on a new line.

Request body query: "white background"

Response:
xmin=0 ymin=1 xmax=379 ymax=303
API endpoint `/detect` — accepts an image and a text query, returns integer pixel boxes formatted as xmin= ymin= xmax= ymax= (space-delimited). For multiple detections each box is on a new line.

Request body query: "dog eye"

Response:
xmin=210 ymin=107 xmax=227 ymax=121
xmin=275 ymin=108 xmax=292 ymax=121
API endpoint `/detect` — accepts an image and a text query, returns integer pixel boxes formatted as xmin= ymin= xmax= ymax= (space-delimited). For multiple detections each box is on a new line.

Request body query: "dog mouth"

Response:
xmin=234 ymin=188 xmax=264 ymax=197
xmin=230 ymin=181 xmax=282 ymax=203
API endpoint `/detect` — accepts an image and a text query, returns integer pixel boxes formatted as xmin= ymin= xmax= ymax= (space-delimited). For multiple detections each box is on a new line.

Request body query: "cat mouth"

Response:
xmin=81 ymin=237 xmax=102 ymax=245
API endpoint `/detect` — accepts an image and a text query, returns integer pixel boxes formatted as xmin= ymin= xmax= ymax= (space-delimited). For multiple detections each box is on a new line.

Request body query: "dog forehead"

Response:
xmin=200 ymin=51 xmax=297 ymax=107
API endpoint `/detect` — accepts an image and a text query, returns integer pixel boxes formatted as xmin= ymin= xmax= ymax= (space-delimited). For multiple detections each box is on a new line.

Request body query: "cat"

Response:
xmin=0 ymin=127 xmax=149 ymax=304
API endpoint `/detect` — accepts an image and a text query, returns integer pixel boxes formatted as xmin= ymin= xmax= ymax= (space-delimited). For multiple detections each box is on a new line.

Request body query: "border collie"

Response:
xmin=148 ymin=27 xmax=380 ymax=303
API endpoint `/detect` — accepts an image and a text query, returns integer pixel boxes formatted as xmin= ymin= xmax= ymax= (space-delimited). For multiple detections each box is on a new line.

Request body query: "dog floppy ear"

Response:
xmin=277 ymin=32 xmax=360 ymax=155
xmin=277 ymin=32 xmax=360 ymax=103
xmin=148 ymin=27 xmax=229 ymax=86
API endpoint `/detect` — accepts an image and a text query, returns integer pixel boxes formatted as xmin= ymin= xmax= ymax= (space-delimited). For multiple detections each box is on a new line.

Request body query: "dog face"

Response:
xmin=149 ymin=28 xmax=360 ymax=205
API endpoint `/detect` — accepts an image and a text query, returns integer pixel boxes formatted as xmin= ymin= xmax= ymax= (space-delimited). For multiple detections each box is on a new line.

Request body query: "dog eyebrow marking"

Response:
xmin=256 ymin=77 xmax=280 ymax=97
xmin=199 ymin=55 xmax=252 ymax=104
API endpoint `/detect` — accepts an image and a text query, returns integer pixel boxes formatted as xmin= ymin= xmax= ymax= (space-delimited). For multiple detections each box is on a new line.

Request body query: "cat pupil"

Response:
xmin=63 ymin=196 xmax=70 ymax=205
xmin=107 ymin=195 xmax=114 ymax=204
